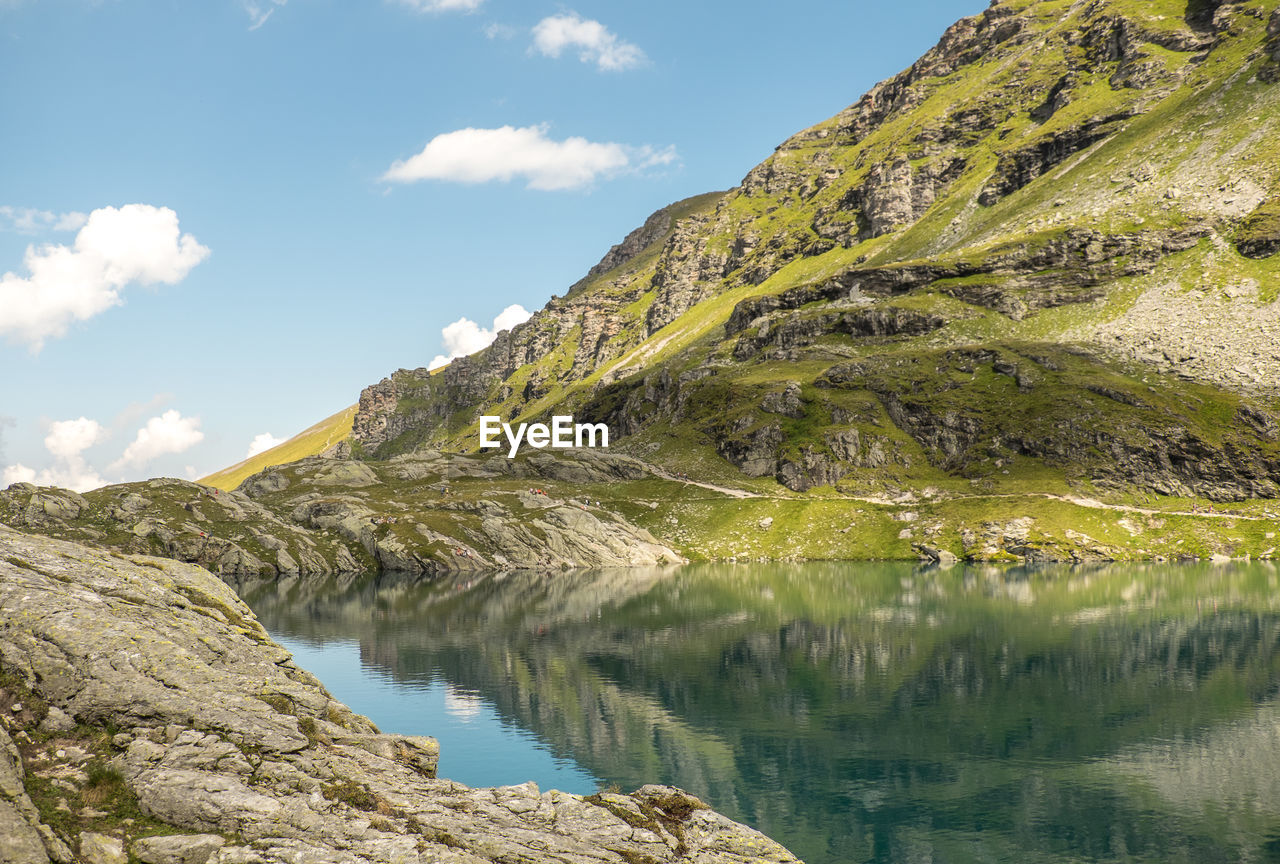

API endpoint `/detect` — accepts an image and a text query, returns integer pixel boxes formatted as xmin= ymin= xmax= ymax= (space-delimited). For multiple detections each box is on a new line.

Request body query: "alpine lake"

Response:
xmin=231 ymin=562 xmax=1280 ymax=864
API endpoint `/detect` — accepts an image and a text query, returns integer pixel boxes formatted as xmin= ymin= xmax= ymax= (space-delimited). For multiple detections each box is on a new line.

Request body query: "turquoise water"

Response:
xmin=235 ymin=563 xmax=1280 ymax=864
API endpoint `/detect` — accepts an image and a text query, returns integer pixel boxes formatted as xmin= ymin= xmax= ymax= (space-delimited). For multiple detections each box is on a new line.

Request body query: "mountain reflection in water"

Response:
xmin=231 ymin=562 xmax=1280 ymax=864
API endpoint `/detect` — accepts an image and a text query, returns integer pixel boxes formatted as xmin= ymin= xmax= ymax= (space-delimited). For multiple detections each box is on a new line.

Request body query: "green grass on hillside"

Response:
xmin=200 ymin=405 xmax=357 ymax=491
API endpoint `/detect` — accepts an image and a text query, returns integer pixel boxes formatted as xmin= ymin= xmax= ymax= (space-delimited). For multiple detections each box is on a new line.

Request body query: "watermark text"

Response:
xmin=479 ymin=415 xmax=609 ymax=458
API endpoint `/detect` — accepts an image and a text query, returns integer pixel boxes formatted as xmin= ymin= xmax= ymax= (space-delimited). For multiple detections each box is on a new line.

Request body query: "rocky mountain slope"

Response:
xmin=0 ymin=526 xmax=799 ymax=863
xmin=339 ymin=0 xmax=1280 ymax=559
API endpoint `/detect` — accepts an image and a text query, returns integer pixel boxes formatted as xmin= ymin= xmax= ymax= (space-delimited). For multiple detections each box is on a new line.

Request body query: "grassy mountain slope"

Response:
xmin=200 ymin=404 xmax=356 ymax=492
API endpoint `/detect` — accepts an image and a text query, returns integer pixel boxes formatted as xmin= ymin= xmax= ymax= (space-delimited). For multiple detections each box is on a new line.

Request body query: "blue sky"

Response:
xmin=1 ymin=0 xmax=981 ymax=489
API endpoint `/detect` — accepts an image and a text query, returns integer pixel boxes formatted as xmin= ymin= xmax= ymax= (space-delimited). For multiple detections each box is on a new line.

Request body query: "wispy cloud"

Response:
xmin=382 ymin=124 xmax=675 ymax=191
xmin=396 ymin=0 xmax=484 ymax=13
xmin=531 ymin=12 xmax=645 ymax=71
xmin=0 ymin=206 xmax=88 ymax=235
xmin=429 ymin=304 xmax=532 ymax=370
xmin=0 ymin=204 xmax=209 ymax=352
xmin=243 ymin=0 xmax=287 ymax=30
xmin=483 ymin=21 xmax=516 ymax=40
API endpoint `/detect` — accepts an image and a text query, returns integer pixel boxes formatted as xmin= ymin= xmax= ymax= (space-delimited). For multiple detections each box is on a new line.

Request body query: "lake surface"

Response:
xmin=233 ymin=562 xmax=1280 ymax=864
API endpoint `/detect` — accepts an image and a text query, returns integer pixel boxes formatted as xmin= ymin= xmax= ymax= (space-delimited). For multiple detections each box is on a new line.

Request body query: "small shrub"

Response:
xmin=256 ymin=694 xmax=294 ymax=715
xmin=296 ymin=716 xmax=320 ymax=743
xmin=82 ymin=763 xmax=129 ymax=807
xmin=651 ymin=791 xmax=706 ymax=822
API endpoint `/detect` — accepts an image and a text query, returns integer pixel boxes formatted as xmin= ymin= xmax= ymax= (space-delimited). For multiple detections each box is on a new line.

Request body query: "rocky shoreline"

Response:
xmin=0 ymin=525 xmax=799 ymax=864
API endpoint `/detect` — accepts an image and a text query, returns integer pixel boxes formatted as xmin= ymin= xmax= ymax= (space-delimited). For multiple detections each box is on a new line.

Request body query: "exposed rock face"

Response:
xmin=0 ymin=479 xmax=347 ymax=578
xmin=243 ymin=453 xmax=680 ymax=573
xmin=0 ymin=526 xmax=801 ymax=864
xmin=644 ymin=209 xmax=732 ymax=334
xmin=572 ymin=198 xmax=716 ymax=289
xmin=1234 ymin=195 xmax=1280 ymax=258
xmin=732 ymin=306 xmax=949 ymax=360
xmin=977 ymin=114 xmax=1132 ymax=206
xmin=820 ymin=347 xmax=1280 ymax=501
xmin=852 ymin=155 xmax=967 ymax=239
xmin=351 ymin=194 xmax=728 ymax=457
xmin=723 ymin=226 xmax=1207 ymax=336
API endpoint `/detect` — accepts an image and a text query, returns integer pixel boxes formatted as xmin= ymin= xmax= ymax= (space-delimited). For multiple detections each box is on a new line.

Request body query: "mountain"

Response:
xmin=338 ymin=0 xmax=1280 ymax=549
xmin=11 ymin=0 xmax=1280 ymax=570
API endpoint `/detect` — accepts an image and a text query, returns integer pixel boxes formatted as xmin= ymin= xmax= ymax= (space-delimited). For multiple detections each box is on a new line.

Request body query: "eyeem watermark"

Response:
xmin=479 ymin=415 xmax=609 ymax=458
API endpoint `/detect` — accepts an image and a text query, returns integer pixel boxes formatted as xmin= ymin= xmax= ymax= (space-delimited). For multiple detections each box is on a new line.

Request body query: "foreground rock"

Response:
xmin=0 ymin=525 xmax=798 ymax=864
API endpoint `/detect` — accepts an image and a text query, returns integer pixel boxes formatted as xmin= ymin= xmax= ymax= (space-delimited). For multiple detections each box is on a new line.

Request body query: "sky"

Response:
xmin=0 ymin=0 xmax=982 ymax=491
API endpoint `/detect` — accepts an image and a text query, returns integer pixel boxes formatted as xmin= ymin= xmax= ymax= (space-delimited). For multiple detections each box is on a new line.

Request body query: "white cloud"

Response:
xmin=483 ymin=21 xmax=515 ymax=40
xmin=246 ymin=432 xmax=285 ymax=458
xmin=2 ymin=464 xmax=37 ymax=486
xmin=492 ymin=304 xmax=531 ymax=332
xmin=397 ymin=0 xmax=484 ymax=13
xmin=531 ymin=13 xmax=645 ymax=71
xmin=111 ymin=409 xmax=204 ymax=471
xmin=0 ymin=206 xmax=88 ymax=235
xmin=2 ymin=416 xmax=107 ymax=492
xmin=429 ymin=303 xmax=531 ymax=370
xmin=382 ymin=125 xmax=674 ymax=191
xmin=44 ymin=417 xmax=106 ymax=459
xmin=0 ymin=204 xmax=209 ymax=352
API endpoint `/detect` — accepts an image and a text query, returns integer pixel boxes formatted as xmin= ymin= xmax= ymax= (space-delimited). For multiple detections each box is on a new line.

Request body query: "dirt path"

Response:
xmin=640 ymin=462 xmax=1280 ymax=522
xmin=644 ymin=464 xmax=762 ymax=498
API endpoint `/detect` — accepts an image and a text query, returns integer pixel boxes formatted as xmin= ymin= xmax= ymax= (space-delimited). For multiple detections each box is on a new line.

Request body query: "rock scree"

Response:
xmin=0 ymin=524 xmax=800 ymax=864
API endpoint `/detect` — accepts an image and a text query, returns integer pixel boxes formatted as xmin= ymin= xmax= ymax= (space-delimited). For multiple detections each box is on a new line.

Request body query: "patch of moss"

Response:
xmin=321 ymin=779 xmax=379 ymax=811
xmin=416 ymin=826 xmax=466 ymax=849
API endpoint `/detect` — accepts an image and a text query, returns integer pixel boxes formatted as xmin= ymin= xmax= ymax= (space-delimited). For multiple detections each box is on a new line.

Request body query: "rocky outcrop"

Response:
xmin=0 ymin=479 xmax=354 ymax=578
xmin=724 ymin=226 xmax=1207 ymax=333
xmin=0 ymin=526 xmax=799 ymax=864
xmin=820 ymin=346 xmax=1280 ymax=501
xmin=978 ymin=114 xmax=1133 ymax=206
xmin=571 ymin=194 xmax=726 ymax=289
xmin=1234 ymin=194 xmax=1280 ymax=258
xmin=731 ymin=305 xmax=948 ymax=359
xmin=0 ymin=451 xmax=683 ymax=577
xmin=849 ymin=155 xmax=968 ymax=240
xmin=351 ymin=195 xmax=727 ymax=457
